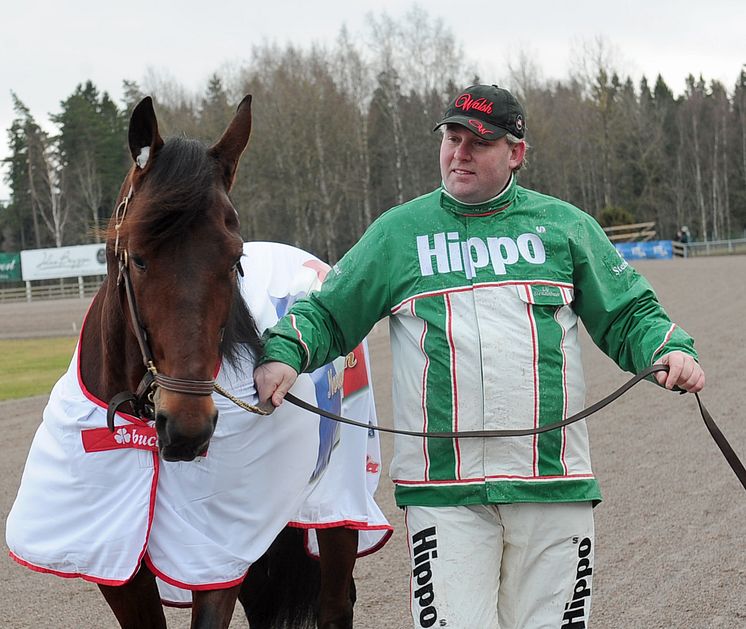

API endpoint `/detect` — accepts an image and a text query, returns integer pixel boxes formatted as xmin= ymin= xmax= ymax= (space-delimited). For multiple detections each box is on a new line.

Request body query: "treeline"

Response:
xmin=2 ymin=9 xmax=745 ymax=263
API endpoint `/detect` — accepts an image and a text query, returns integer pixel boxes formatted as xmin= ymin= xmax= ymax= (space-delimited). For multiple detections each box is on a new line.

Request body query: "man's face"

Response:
xmin=439 ymin=125 xmax=525 ymax=204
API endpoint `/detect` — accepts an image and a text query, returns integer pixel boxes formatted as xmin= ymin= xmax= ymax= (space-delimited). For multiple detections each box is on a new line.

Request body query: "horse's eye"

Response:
xmin=233 ymin=259 xmax=244 ymax=277
xmin=130 ymin=255 xmax=147 ymax=271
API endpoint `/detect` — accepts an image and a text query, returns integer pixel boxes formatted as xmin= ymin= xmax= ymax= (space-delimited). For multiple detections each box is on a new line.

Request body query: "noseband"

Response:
xmin=106 ymin=185 xmax=218 ymax=432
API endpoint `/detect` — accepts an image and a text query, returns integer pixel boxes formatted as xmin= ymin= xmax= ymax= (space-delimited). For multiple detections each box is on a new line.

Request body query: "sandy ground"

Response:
xmin=1 ymin=256 xmax=745 ymax=628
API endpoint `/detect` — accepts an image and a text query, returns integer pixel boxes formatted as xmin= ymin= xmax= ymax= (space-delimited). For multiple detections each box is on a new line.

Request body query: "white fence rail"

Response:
xmin=0 ymin=277 xmax=104 ymax=303
xmin=673 ymin=238 xmax=746 ymax=258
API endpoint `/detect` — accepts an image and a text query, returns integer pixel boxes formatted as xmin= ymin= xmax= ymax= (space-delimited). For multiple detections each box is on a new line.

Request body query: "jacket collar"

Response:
xmin=440 ymin=174 xmax=517 ymax=216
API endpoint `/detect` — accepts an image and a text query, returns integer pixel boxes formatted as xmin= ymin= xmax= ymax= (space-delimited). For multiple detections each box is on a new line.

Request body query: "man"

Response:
xmin=254 ymin=85 xmax=705 ymax=628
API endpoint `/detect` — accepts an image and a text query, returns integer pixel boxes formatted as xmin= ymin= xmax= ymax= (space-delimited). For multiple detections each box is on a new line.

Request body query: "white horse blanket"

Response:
xmin=6 ymin=241 xmax=391 ymax=603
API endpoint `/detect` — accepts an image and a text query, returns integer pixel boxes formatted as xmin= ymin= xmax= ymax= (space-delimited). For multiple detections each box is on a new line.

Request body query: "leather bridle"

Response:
xmin=106 ymin=185 xmax=220 ymax=431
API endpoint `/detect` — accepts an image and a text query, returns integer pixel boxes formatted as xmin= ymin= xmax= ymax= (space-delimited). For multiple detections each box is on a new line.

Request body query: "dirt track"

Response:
xmin=2 ymin=256 xmax=746 ymax=628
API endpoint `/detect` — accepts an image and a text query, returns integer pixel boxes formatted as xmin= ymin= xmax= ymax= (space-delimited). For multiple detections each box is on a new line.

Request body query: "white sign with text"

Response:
xmin=21 ymin=244 xmax=107 ymax=280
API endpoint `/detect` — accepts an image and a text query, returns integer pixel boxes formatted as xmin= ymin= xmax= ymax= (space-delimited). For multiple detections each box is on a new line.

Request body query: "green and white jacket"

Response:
xmin=262 ymin=176 xmax=697 ymax=507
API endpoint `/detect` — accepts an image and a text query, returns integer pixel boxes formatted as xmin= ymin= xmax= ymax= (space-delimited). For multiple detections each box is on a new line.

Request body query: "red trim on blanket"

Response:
xmin=8 ymin=550 xmax=132 ymax=587
xmin=288 ymin=519 xmax=394 ymax=531
xmin=286 ymin=521 xmax=394 ymax=560
xmin=356 ymin=528 xmax=394 ymax=558
xmin=75 ymin=308 xmax=149 ymax=427
xmin=144 ymin=555 xmax=248 ymax=592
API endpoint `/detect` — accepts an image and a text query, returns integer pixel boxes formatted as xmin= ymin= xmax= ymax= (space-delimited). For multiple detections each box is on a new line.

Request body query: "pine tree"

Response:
xmin=2 ymin=95 xmax=38 ymax=249
xmin=199 ymin=74 xmax=233 ymax=143
xmin=2 ymin=94 xmax=62 ymax=247
xmin=53 ymin=81 xmax=128 ymax=242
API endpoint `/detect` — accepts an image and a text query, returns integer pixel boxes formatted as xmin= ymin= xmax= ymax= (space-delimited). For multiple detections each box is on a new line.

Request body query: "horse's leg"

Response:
xmin=316 ymin=527 xmax=359 ymax=629
xmin=237 ymin=554 xmax=273 ymax=628
xmin=191 ymin=585 xmax=241 ymax=629
xmin=237 ymin=528 xmax=320 ymax=629
xmin=98 ymin=561 xmax=166 ymax=629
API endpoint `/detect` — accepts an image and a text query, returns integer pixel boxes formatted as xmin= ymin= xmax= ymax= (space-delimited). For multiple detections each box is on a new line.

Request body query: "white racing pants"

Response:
xmin=405 ymin=502 xmax=594 ymax=629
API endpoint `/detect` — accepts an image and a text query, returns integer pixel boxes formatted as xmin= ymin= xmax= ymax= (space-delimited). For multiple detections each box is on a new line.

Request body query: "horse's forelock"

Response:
xmin=124 ymin=137 xmax=226 ymax=248
xmin=105 ymin=135 xmax=262 ymax=361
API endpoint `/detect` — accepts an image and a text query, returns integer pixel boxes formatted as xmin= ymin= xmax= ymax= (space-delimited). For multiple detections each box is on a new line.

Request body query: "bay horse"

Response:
xmin=47 ymin=96 xmax=358 ymax=628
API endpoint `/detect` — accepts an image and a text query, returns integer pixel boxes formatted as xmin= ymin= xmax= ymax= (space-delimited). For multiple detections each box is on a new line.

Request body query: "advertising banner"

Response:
xmin=20 ymin=244 xmax=107 ymax=281
xmin=614 ymin=240 xmax=673 ymax=260
xmin=0 ymin=252 xmax=21 ymax=281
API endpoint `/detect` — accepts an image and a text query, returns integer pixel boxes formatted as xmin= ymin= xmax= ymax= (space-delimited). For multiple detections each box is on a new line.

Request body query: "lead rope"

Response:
xmin=225 ymin=364 xmax=745 ymax=492
xmin=281 ymin=365 xmax=668 ymax=439
xmin=213 ymin=382 xmax=272 ymax=416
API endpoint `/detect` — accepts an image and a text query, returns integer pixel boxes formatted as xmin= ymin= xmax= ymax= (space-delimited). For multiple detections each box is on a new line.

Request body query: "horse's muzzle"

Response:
xmin=156 ymin=409 xmax=218 ymax=462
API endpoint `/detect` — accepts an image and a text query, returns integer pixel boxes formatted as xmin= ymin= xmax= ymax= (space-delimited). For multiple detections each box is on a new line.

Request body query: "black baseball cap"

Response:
xmin=433 ymin=84 xmax=526 ymax=140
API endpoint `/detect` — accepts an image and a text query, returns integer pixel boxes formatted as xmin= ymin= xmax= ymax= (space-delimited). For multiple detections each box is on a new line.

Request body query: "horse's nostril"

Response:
xmin=155 ymin=412 xmax=170 ymax=446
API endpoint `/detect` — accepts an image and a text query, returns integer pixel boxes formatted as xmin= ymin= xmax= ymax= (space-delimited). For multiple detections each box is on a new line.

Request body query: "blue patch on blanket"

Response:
xmin=270 ymin=293 xmax=341 ymax=481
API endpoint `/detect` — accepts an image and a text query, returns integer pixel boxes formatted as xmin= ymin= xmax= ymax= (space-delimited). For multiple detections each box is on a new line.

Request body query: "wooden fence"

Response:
xmin=602 ymin=221 xmax=657 ymax=242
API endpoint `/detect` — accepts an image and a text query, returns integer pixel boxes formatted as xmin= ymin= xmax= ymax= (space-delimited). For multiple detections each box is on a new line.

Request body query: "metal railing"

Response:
xmin=673 ymin=238 xmax=746 ymax=258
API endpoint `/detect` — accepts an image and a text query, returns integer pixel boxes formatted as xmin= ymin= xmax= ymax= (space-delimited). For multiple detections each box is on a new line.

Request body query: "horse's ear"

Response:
xmin=208 ymin=95 xmax=252 ymax=191
xmin=128 ymin=96 xmax=164 ymax=172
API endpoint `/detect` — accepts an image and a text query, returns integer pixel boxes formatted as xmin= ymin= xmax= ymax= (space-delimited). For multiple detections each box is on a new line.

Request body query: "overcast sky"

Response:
xmin=2 ymin=0 xmax=744 ymax=201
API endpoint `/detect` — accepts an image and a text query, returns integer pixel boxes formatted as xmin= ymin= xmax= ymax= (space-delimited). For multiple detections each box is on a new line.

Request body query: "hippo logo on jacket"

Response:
xmin=416 ymin=232 xmax=546 ymax=278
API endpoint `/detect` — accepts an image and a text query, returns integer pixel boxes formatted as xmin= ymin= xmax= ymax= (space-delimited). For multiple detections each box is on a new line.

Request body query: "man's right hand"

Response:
xmin=253 ymin=361 xmax=299 ymax=407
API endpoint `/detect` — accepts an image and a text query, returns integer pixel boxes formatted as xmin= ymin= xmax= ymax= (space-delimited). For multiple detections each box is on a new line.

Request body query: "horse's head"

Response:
xmin=109 ymin=95 xmax=253 ymax=461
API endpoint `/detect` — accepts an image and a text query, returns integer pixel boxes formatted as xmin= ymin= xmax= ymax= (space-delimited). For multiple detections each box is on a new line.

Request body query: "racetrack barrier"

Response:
xmin=679 ymin=238 xmax=746 ymax=258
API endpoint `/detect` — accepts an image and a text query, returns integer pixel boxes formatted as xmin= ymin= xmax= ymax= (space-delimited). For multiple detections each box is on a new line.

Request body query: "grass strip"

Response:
xmin=0 ymin=337 xmax=77 ymax=401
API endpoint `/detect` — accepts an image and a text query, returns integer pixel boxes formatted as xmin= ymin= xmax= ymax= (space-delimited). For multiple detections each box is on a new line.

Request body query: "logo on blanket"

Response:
xmin=271 ymin=291 xmax=341 ymax=482
xmin=343 ymin=345 xmax=369 ymax=396
xmin=327 ymin=368 xmax=344 ymax=399
xmin=366 ymin=455 xmax=380 ymax=474
xmin=114 ymin=428 xmax=132 ymax=444
xmin=82 ymin=424 xmax=158 ymax=453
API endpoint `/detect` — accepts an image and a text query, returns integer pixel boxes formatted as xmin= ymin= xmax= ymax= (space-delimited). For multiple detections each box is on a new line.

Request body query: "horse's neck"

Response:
xmin=79 ymin=279 xmax=146 ymax=402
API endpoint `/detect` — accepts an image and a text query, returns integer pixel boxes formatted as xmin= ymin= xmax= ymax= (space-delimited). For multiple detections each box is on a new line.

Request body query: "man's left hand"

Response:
xmin=654 ymin=351 xmax=705 ymax=392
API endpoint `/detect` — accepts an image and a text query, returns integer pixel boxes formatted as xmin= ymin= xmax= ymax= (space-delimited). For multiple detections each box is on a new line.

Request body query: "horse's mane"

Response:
xmin=221 ymin=280 xmax=263 ymax=369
